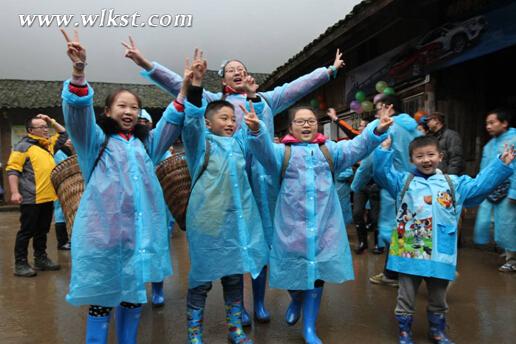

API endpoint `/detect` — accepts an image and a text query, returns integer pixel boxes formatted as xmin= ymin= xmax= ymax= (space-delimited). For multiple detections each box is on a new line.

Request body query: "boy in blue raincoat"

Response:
xmin=473 ymin=109 xmax=516 ymax=272
xmin=373 ymin=135 xmax=514 ymax=344
xmin=60 ymin=30 xmax=182 ymax=344
xmin=53 ymin=139 xmax=73 ymax=250
xmin=336 ymin=167 xmax=354 ymax=225
xmin=123 ymin=39 xmax=346 ymax=323
xmin=176 ymin=51 xmax=268 ymax=344
xmin=244 ymin=105 xmax=392 ymax=344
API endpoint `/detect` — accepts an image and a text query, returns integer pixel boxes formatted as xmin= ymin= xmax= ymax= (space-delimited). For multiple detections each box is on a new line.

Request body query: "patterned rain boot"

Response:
xmin=241 ymin=300 xmax=251 ymax=327
xmin=115 ymin=305 xmax=142 ymax=344
xmin=225 ymin=299 xmax=253 ymax=344
xmin=252 ymin=267 xmax=271 ymax=323
xmin=395 ymin=314 xmax=414 ymax=344
xmin=427 ymin=312 xmax=455 ymax=344
xmin=152 ymin=281 xmax=165 ymax=307
xmin=302 ymin=288 xmax=323 ymax=344
xmin=187 ymin=306 xmax=204 ymax=344
xmin=285 ymin=290 xmax=304 ymax=326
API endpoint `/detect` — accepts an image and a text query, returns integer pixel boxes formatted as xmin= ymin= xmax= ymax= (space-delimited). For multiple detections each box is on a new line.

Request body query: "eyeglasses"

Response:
xmin=31 ymin=126 xmax=49 ymax=130
xmin=292 ymin=119 xmax=317 ymax=126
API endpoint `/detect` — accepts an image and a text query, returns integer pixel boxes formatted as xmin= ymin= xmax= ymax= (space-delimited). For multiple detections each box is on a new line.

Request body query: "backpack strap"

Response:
xmin=280 ymin=143 xmax=335 ymax=183
xmin=280 ymin=144 xmax=291 ymax=181
xmin=443 ymin=174 xmax=457 ymax=212
xmin=90 ymin=135 xmax=110 ymax=177
xmin=191 ymin=140 xmax=211 ymax=188
xmin=319 ymin=143 xmax=335 ymax=179
xmin=398 ymin=173 xmax=415 ymax=208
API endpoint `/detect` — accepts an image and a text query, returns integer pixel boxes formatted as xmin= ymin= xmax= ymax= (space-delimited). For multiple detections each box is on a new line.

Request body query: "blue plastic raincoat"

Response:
xmin=62 ymin=80 xmax=183 ymax=306
xmin=374 ymin=147 xmax=513 ymax=280
xmin=180 ymin=99 xmax=268 ymax=288
xmin=336 ymin=168 xmax=354 ymax=225
xmin=53 ymin=149 xmax=68 ymax=224
xmin=361 ymin=114 xmax=420 ymax=246
xmin=141 ymin=62 xmax=331 ymax=245
xmin=247 ymin=123 xmax=387 ymax=290
xmin=474 ymin=128 xmax=516 ymax=251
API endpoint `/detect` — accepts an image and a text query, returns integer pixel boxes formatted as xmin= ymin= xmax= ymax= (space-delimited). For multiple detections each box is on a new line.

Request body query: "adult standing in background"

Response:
xmin=426 ymin=112 xmax=464 ymax=175
xmin=6 ymin=114 xmax=68 ymax=277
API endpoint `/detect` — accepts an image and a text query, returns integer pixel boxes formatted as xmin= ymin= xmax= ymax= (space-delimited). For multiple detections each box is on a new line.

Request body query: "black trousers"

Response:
xmin=55 ymin=222 xmax=69 ymax=247
xmin=14 ymin=202 xmax=54 ymax=262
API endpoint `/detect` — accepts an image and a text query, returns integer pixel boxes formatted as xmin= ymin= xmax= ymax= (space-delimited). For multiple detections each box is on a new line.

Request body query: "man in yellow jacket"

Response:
xmin=6 ymin=114 xmax=68 ymax=277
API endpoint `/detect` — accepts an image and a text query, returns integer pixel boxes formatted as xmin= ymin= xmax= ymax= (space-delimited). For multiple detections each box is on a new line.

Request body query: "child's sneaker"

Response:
xmin=369 ymin=272 xmax=399 ymax=287
xmin=498 ymin=262 xmax=516 ymax=272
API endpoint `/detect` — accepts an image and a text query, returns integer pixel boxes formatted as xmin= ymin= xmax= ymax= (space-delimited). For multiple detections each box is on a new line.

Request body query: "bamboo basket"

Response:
xmin=155 ymin=152 xmax=191 ymax=231
xmin=50 ymin=155 xmax=84 ymax=230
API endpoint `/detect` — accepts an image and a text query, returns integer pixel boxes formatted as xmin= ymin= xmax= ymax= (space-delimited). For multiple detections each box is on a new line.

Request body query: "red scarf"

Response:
xmin=281 ymin=133 xmax=327 ymax=144
xmin=223 ymin=85 xmax=247 ymax=96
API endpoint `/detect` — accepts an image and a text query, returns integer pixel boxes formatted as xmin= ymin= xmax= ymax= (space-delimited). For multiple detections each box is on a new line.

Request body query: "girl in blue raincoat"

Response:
xmin=473 ymin=109 xmax=516 ymax=272
xmin=373 ymin=135 xmax=514 ymax=344
xmin=122 ymin=37 xmax=346 ymax=323
xmin=244 ymin=105 xmax=392 ymax=344
xmin=60 ymin=31 xmax=183 ymax=344
xmin=174 ymin=52 xmax=268 ymax=344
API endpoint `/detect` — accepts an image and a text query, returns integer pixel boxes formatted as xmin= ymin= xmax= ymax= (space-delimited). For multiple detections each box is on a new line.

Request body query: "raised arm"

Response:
xmin=60 ymin=29 xmax=105 ymax=181
xmin=327 ymin=108 xmax=361 ymax=138
xmin=261 ymin=49 xmax=345 ymax=115
xmin=351 ymin=154 xmax=373 ymax=192
xmin=372 ymin=141 xmax=408 ymax=199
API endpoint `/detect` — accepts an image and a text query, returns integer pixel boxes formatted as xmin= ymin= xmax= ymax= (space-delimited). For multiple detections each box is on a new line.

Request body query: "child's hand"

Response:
xmin=121 ymin=36 xmax=153 ymax=71
xmin=327 ymin=108 xmax=338 ymax=121
xmin=378 ymin=103 xmax=394 ymax=119
xmin=241 ymin=101 xmax=260 ymax=132
xmin=333 ymin=49 xmax=345 ymax=70
xmin=381 ymin=136 xmax=392 ymax=149
xmin=35 ymin=114 xmax=52 ymax=123
xmin=191 ymin=48 xmax=207 ymax=87
xmin=60 ymin=29 xmax=87 ymax=74
xmin=376 ymin=114 xmax=394 ymax=134
xmin=500 ymin=144 xmax=515 ymax=165
xmin=241 ymin=75 xmax=259 ymax=98
xmin=180 ymin=57 xmax=194 ymax=98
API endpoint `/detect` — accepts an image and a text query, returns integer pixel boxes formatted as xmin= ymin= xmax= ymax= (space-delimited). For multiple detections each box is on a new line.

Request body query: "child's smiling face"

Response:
xmin=105 ymin=91 xmax=140 ymax=132
xmin=411 ymin=144 xmax=443 ymax=175
xmin=289 ymin=109 xmax=318 ymax=142
xmin=206 ymin=106 xmax=236 ymax=137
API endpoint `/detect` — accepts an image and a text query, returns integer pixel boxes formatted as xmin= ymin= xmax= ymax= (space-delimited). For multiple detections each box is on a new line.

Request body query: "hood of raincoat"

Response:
xmin=281 ymin=133 xmax=327 ymax=144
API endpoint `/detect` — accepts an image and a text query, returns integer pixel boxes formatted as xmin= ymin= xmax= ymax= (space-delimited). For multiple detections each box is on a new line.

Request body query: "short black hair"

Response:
xmin=487 ymin=108 xmax=512 ymax=124
xmin=288 ymin=106 xmax=317 ymax=124
xmin=409 ymin=136 xmax=441 ymax=156
xmin=25 ymin=115 xmax=39 ymax=130
xmin=205 ymin=100 xmax=234 ymax=120
xmin=378 ymin=95 xmax=402 ymax=114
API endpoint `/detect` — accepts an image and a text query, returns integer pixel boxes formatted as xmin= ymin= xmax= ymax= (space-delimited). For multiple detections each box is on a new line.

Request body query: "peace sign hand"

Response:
xmin=191 ymin=48 xmax=207 ymax=86
xmin=500 ymin=144 xmax=515 ymax=165
xmin=180 ymin=57 xmax=194 ymax=98
xmin=60 ymin=29 xmax=86 ymax=71
xmin=241 ymin=75 xmax=259 ymax=98
xmin=121 ymin=36 xmax=153 ymax=71
xmin=240 ymin=101 xmax=260 ymax=132
xmin=333 ymin=49 xmax=345 ymax=70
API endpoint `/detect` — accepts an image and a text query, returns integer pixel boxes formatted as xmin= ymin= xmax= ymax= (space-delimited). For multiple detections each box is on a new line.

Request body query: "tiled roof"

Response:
xmin=0 ymin=70 xmax=269 ymax=109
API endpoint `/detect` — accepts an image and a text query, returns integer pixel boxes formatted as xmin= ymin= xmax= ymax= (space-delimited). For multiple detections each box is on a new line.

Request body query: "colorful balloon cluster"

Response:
xmin=309 ymin=95 xmax=327 ymax=110
xmin=350 ymin=81 xmax=395 ymax=114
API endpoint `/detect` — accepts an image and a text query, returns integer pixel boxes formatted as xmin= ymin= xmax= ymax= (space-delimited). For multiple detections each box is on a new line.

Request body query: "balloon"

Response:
xmin=350 ymin=100 xmax=363 ymax=114
xmin=375 ymin=81 xmax=388 ymax=93
xmin=373 ymin=93 xmax=384 ymax=104
xmin=383 ymin=87 xmax=395 ymax=96
xmin=310 ymin=99 xmax=319 ymax=108
xmin=316 ymin=95 xmax=325 ymax=102
xmin=319 ymin=102 xmax=327 ymax=110
xmin=355 ymin=91 xmax=366 ymax=102
xmin=361 ymin=100 xmax=374 ymax=112
xmin=413 ymin=110 xmax=428 ymax=123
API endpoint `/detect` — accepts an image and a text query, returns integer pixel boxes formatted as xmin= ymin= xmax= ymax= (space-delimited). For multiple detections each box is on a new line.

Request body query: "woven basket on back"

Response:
xmin=50 ymin=155 xmax=84 ymax=230
xmin=156 ymin=152 xmax=191 ymax=231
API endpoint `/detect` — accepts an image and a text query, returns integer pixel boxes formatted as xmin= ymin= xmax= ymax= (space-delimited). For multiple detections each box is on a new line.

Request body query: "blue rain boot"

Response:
xmin=86 ymin=314 xmax=110 ymax=344
xmin=427 ymin=312 xmax=455 ymax=344
xmin=187 ymin=306 xmax=204 ymax=344
xmin=241 ymin=300 xmax=251 ymax=327
xmin=115 ymin=305 xmax=142 ymax=344
xmin=225 ymin=299 xmax=253 ymax=344
xmin=285 ymin=290 xmax=304 ymax=326
xmin=302 ymin=288 xmax=323 ymax=344
xmin=252 ymin=267 xmax=270 ymax=323
xmin=395 ymin=314 xmax=414 ymax=344
xmin=152 ymin=281 xmax=165 ymax=307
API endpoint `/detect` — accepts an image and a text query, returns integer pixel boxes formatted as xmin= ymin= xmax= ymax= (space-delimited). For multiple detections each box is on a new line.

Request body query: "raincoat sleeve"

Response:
xmin=140 ymin=62 xmax=219 ymax=101
xmin=331 ymin=123 xmax=387 ymax=173
xmin=146 ymin=101 xmax=184 ymax=166
xmin=456 ymin=156 xmax=514 ymax=205
xmin=182 ymin=99 xmax=209 ymax=180
xmin=372 ymin=147 xmax=406 ymax=199
xmin=61 ymin=80 xmax=105 ymax=182
xmin=246 ymin=122 xmax=283 ymax=176
xmin=351 ymin=154 xmax=373 ymax=192
xmin=260 ymin=67 xmax=330 ymax=115
xmin=336 ymin=167 xmax=354 ymax=183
